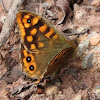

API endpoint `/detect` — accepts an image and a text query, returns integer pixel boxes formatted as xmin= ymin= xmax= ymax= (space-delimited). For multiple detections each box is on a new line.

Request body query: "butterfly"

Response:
xmin=16 ymin=10 xmax=76 ymax=85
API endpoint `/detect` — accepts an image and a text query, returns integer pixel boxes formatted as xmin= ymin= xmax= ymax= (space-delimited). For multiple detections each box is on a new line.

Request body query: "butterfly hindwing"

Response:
xmin=20 ymin=43 xmax=71 ymax=84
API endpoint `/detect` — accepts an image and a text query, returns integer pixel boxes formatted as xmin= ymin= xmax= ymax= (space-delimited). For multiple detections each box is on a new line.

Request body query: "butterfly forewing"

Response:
xmin=17 ymin=11 xmax=73 ymax=53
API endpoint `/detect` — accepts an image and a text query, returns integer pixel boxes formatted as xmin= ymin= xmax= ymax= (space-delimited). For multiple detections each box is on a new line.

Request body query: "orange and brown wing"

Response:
xmin=17 ymin=11 xmax=71 ymax=52
xmin=20 ymin=43 xmax=69 ymax=85
xmin=17 ymin=10 xmax=76 ymax=85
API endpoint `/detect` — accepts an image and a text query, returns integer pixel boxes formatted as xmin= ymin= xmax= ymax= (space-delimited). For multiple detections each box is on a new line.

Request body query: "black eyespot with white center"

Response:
xmin=26 ymin=56 xmax=31 ymax=62
xmin=27 ymin=19 xmax=31 ymax=23
xmin=29 ymin=65 xmax=34 ymax=71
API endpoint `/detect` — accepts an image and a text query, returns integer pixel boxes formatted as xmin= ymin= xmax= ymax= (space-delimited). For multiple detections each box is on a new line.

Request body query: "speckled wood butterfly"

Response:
xmin=16 ymin=10 xmax=76 ymax=85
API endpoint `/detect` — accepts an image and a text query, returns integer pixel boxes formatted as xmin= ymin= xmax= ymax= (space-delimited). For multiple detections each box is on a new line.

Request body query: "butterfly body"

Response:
xmin=17 ymin=10 xmax=76 ymax=85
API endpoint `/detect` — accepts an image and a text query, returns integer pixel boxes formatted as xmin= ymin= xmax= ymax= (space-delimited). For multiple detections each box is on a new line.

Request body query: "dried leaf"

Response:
xmin=56 ymin=0 xmax=72 ymax=24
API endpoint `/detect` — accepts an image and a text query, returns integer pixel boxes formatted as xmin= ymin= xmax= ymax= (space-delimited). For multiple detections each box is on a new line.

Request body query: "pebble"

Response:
xmin=77 ymin=40 xmax=89 ymax=57
xmin=92 ymin=87 xmax=100 ymax=99
xmin=91 ymin=0 xmax=100 ymax=7
xmin=75 ymin=11 xmax=83 ymax=20
xmin=47 ymin=10 xmax=54 ymax=17
xmin=73 ymin=91 xmax=82 ymax=100
xmin=89 ymin=33 xmax=100 ymax=46
xmin=45 ymin=85 xmax=58 ymax=96
xmin=82 ymin=52 xmax=93 ymax=68
xmin=74 ymin=95 xmax=81 ymax=100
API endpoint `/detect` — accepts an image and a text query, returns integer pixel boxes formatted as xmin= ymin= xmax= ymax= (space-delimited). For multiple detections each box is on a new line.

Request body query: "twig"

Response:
xmin=0 ymin=0 xmax=6 ymax=11
xmin=0 ymin=0 xmax=24 ymax=47
xmin=65 ymin=29 xmax=89 ymax=36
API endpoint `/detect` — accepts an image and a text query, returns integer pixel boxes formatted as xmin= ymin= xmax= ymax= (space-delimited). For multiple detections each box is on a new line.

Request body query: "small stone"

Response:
xmin=89 ymin=33 xmax=100 ymax=46
xmin=91 ymin=0 xmax=100 ymax=7
xmin=92 ymin=88 xmax=100 ymax=99
xmin=74 ymin=4 xmax=83 ymax=20
xmin=82 ymin=52 xmax=93 ymax=68
xmin=55 ymin=81 xmax=61 ymax=87
xmin=75 ymin=11 xmax=83 ymax=20
xmin=93 ymin=88 xmax=100 ymax=94
xmin=77 ymin=40 xmax=89 ymax=57
xmin=73 ymin=91 xmax=82 ymax=100
xmin=74 ymin=94 xmax=81 ymax=100
xmin=97 ymin=94 xmax=100 ymax=99
xmin=47 ymin=10 xmax=54 ymax=17
xmin=45 ymin=85 xmax=59 ymax=96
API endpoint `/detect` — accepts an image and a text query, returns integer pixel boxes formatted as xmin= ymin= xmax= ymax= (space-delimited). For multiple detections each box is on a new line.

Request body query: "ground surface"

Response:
xmin=0 ymin=0 xmax=100 ymax=100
